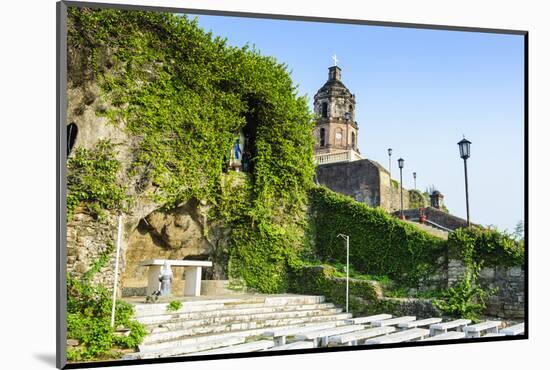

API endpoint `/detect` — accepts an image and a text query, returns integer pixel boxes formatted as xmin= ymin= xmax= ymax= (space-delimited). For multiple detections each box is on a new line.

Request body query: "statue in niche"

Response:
xmin=229 ymin=130 xmax=245 ymax=172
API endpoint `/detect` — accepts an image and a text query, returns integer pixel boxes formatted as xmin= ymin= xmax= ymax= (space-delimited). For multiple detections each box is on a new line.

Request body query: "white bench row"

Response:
xmin=262 ymin=316 xmax=521 ymax=352
xmin=190 ymin=319 xmax=524 ymax=356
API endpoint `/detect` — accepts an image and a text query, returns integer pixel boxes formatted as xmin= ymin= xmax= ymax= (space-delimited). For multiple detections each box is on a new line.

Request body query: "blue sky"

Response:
xmin=190 ymin=14 xmax=525 ymax=232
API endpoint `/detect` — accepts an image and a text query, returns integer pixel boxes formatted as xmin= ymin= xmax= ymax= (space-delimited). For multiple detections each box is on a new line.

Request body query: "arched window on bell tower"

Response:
xmin=351 ymin=132 xmax=356 ymax=149
xmin=321 ymin=102 xmax=328 ymax=118
xmin=320 ymin=128 xmax=326 ymax=147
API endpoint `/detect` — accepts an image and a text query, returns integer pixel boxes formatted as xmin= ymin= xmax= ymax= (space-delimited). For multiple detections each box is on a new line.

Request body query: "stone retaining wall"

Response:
xmin=447 ymin=259 xmax=525 ymax=319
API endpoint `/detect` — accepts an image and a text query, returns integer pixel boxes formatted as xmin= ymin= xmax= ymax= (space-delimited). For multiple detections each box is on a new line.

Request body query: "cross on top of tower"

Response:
xmin=332 ymin=54 xmax=338 ymax=66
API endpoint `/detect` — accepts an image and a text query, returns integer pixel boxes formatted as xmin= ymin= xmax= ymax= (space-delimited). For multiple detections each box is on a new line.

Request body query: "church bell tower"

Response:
xmin=313 ymin=65 xmax=361 ymax=162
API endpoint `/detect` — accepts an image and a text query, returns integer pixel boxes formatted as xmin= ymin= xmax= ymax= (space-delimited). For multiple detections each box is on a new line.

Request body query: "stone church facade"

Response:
xmin=314 ymin=65 xmax=410 ymax=212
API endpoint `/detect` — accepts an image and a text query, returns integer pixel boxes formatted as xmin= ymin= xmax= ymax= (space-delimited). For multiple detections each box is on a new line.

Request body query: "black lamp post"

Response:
xmin=398 ymin=157 xmax=405 ymax=219
xmin=388 ymin=148 xmax=393 ymax=208
xmin=457 ymin=137 xmax=472 ymax=226
xmin=413 ymin=172 xmax=417 ymax=190
xmin=388 ymin=148 xmax=393 ymax=179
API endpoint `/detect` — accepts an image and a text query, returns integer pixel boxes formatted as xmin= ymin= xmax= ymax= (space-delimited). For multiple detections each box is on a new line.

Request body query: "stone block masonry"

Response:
xmin=66 ymin=211 xmax=124 ymax=291
xmin=316 ymin=159 xmax=410 ymax=212
xmin=446 ymin=259 xmax=524 ymax=319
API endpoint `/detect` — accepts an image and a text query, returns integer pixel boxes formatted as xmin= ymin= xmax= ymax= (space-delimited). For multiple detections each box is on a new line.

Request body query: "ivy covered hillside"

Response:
xmin=68 ymin=7 xmax=315 ymax=290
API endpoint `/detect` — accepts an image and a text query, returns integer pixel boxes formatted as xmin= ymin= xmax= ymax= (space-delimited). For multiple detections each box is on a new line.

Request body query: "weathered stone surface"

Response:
xmin=380 ymin=297 xmax=442 ymax=318
xmin=145 ymin=200 xmax=204 ymax=250
xmin=119 ymin=198 xmax=231 ymax=297
xmin=445 ymin=259 xmax=525 ymax=319
xmin=67 ymin=339 xmax=80 ymax=346
xmin=316 ymin=159 xmax=410 ymax=212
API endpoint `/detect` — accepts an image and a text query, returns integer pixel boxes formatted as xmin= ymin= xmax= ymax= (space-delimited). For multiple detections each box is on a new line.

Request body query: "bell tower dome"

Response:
xmin=313 ymin=65 xmax=361 ymax=164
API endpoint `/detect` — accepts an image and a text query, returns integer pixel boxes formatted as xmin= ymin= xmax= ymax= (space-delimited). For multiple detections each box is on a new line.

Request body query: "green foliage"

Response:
xmin=309 ymin=186 xmax=447 ymax=287
xmin=67 ymin=139 xmax=128 ymax=221
xmin=408 ymin=190 xmax=426 ymax=209
xmin=448 ymin=226 xmax=524 ymax=268
xmin=67 ymin=8 xmax=316 ymax=292
xmin=434 ymin=263 xmax=497 ymax=321
xmin=289 ymin=264 xmax=380 ymax=315
xmin=66 ymin=247 xmax=146 ymax=361
xmin=513 ymin=220 xmax=524 ymax=241
xmin=166 ymin=300 xmax=182 ymax=312
xmin=435 ymin=226 xmax=521 ymax=320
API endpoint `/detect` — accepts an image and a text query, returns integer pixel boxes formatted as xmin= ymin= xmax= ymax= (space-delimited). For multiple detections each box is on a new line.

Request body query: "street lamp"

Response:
xmin=413 ymin=172 xmax=417 ymax=190
xmin=337 ymin=234 xmax=350 ymax=313
xmin=398 ymin=158 xmax=405 ymax=220
xmin=397 ymin=158 xmax=405 ymax=220
xmin=388 ymin=148 xmax=393 ymax=179
xmin=457 ymin=137 xmax=472 ymax=226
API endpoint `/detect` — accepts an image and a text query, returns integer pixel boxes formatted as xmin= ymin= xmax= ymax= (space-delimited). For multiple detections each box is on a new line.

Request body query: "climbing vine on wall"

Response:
xmin=67 ymin=139 xmax=129 ymax=221
xmin=67 ymin=7 xmax=315 ymax=292
xmin=309 ymin=186 xmax=447 ymax=287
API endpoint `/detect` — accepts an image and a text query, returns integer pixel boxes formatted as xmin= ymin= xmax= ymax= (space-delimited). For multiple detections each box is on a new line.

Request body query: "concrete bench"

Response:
xmin=140 ymin=259 xmax=213 ymax=297
xmin=398 ymin=318 xmax=442 ymax=330
xmin=501 ymin=323 xmax=524 ymax=336
xmin=329 ymin=326 xmax=396 ymax=346
xmin=429 ymin=319 xmax=471 ymax=336
xmin=344 ymin=314 xmax=392 ymax=325
xmin=265 ymin=341 xmax=315 ymax=351
xmin=294 ymin=324 xmax=365 ymax=347
xmin=483 ymin=333 xmax=505 ymax=338
xmin=366 ymin=328 xmax=430 ymax=344
xmin=185 ymin=339 xmax=275 ymax=355
xmin=372 ymin=316 xmax=416 ymax=327
xmin=263 ymin=322 xmax=338 ymax=346
xmin=463 ymin=321 xmax=501 ymax=338
xmin=422 ymin=331 xmax=466 ymax=341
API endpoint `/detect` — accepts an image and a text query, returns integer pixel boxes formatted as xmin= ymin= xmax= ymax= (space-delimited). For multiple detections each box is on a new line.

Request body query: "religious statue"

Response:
xmin=229 ymin=131 xmax=245 ymax=172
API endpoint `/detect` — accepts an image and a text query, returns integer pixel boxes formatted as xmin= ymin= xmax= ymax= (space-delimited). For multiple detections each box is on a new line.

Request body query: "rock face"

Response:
xmin=145 ymin=200 xmax=205 ymax=251
xmin=66 ymin=71 xmax=232 ymax=296
xmin=120 ymin=198 xmax=231 ymax=297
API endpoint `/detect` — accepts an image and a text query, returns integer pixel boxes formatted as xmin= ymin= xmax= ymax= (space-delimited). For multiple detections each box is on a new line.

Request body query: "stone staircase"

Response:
xmin=124 ymin=294 xmax=350 ymax=359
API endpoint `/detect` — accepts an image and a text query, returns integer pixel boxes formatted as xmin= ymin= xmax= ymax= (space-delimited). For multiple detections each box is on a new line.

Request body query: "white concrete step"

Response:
xmin=372 ymin=316 xmax=416 ymax=327
xmin=501 ymin=323 xmax=524 ymax=336
xmin=422 ymin=331 xmax=466 ymax=341
xmin=429 ymin=319 xmax=471 ymax=336
xmin=265 ymin=341 xmax=315 ymax=351
xmin=463 ymin=321 xmax=501 ymax=338
xmin=125 ymin=335 xmax=246 ymax=359
xmin=398 ymin=317 xmax=442 ymax=330
xmin=184 ymin=340 xmax=276 ymax=356
xmin=138 ymin=319 xmax=347 ymax=354
xmin=366 ymin=328 xmax=429 ymax=344
xmin=139 ymin=307 xmax=342 ymax=327
xmin=329 ymin=326 xmax=396 ymax=345
xmin=294 ymin=324 xmax=365 ymax=347
xmin=136 ymin=302 xmax=336 ymax=323
xmin=345 ymin=314 xmax=392 ymax=325
xmin=132 ymin=295 xmax=326 ymax=317
xmin=141 ymin=313 xmax=352 ymax=347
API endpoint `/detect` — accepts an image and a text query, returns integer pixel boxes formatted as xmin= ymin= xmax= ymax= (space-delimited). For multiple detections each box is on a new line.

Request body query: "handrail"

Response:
xmin=315 ymin=150 xmax=363 ymax=165
xmin=409 ymin=217 xmax=453 ymax=233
